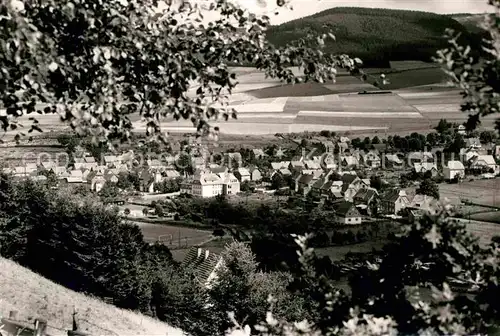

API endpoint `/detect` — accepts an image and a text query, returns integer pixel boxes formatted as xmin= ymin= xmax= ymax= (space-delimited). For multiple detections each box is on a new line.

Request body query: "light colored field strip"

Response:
xmin=216 ymin=103 xmax=286 ymax=113
xmin=413 ymin=104 xmax=461 ymax=113
xmin=290 ymin=124 xmax=388 ymax=132
xmin=133 ymin=122 xmax=388 ymax=135
xmin=297 ymin=111 xmax=423 ymax=118
xmin=288 ymin=94 xmax=341 ymax=102
xmin=397 ymin=91 xmax=459 ymax=98
xmin=233 ymin=113 xmax=295 ymax=119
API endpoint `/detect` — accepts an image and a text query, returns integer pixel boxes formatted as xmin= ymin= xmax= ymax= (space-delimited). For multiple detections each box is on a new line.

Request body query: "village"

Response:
xmin=2 ymin=121 xmax=500 ymax=229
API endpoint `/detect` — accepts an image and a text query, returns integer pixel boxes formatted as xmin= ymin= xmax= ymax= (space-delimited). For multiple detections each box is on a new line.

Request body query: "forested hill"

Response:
xmin=266 ymin=7 xmax=486 ymax=67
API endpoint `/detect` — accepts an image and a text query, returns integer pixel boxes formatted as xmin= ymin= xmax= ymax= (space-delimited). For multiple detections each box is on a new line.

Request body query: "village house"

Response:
xmin=271 ymin=161 xmax=290 ymax=170
xmin=289 ymin=160 xmax=306 ymax=173
xmin=408 ymin=151 xmax=434 ymax=166
xmin=494 ymin=145 xmax=500 ymax=159
xmin=340 ymin=155 xmax=359 ymax=169
xmin=271 ymin=167 xmax=292 ymax=180
xmin=147 ymin=159 xmax=164 ymax=170
xmin=321 ymin=154 xmax=338 ymax=170
xmin=210 ymin=166 xmax=229 ymax=175
xmin=104 ymin=170 xmax=119 ymax=184
xmin=460 ymin=147 xmax=480 ymax=162
xmin=302 ymin=168 xmax=323 ymax=179
xmin=220 ymin=172 xmax=240 ymax=195
xmin=163 ymin=169 xmax=181 ymax=180
xmin=353 ymin=188 xmax=379 ymax=216
xmin=409 ymin=194 xmax=436 ymax=210
xmin=90 ymin=172 xmax=106 ymax=192
xmin=340 ymin=174 xmax=364 ymax=202
xmin=181 ymin=172 xmax=240 ymax=198
xmin=310 ymin=177 xmax=327 ymax=197
xmin=380 ymin=189 xmax=410 ymax=215
xmin=83 ymin=156 xmax=97 ymax=169
xmin=252 ymin=148 xmax=267 ymax=160
xmin=413 ymin=162 xmax=439 ymax=177
xmin=181 ymin=247 xmax=224 ymax=289
xmin=333 ymin=201 xmax=362 ymax=225
xmin=303 ymin=160 xmax=321 ymax=170
xmin=470 ymin=155 xmax=498 ymax=173
xmin=457 ymin=124 xmax=466 ymax=135
xmin=384 ymin=154 xmax=403 ymax=168
xmin=320 ymin=180 xmax=344 ymax=200
xmin=361 ymin=151 xmax=381 ymax=169
xmin=322 ymin=140 xmax=336 ymax=153
xmin=297 ymin=174 xmax=316 ymax=196
xmin=465 ymin=137 xmax=482 ymax=150
xmin=443 ymin=160 xmax=466 ymax=180
xmin=103 ymin=155 xmax=120 ymax=167
xmin=248 ymin=166 xmax=262 ymax=182
xmin=340 ymin=136 xmax=350 ymax=144
xmin=234 ymin=167 xmax=251 ymax=182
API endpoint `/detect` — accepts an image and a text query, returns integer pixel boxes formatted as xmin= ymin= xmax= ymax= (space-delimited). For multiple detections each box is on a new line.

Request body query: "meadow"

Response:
xmin=440 ymin=179 xmax=500 ymax=208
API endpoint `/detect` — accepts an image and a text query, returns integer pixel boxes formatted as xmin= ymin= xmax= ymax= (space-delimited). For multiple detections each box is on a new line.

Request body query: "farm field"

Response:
xmin=0 ymin=62 xmax=477 ymax=138
xmin=469 ymin=212 xmax=500 ymax=225
xmin=459 ymin=219 xmax=500 ymax=245
xmin=440 ymin=179 xmax=500 ymax=207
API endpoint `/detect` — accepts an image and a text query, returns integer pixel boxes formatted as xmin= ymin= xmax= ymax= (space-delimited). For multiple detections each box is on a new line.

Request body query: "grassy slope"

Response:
xmin=0 ymin=257 xmax=185 ymax=336
xmin=267 ymin=7 xmax=483 ymax=65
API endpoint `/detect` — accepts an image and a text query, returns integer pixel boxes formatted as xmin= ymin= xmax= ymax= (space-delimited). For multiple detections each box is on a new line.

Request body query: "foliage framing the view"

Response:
xmin=436 ymin=0 xmax=500 ymax=132
xmin=0 ymin=0 xmax=357 ymax=146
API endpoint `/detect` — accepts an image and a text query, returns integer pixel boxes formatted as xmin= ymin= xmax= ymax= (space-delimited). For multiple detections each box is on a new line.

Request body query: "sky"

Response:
xmin=218 ymin=0 xmax=494 ymax=25
xmin=160 ymin=0 xmax=494 ymax=25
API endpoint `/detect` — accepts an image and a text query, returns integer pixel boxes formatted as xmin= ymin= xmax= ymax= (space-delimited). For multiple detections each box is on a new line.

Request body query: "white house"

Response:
xmin=220 ymin=172 xmax=240 ymax=195
xmin=333 ymin=201 xmax=362 ymax=225
xmin=443 ymin=161 xmax=465 ymax=180
xmin=471 ymin=155 xmax=498 ymax=173
xmin=380 ymin=189 xmax=410 ymax=215
xmin=457 ymin=125 xmax=466 ymax=135
xmin=182 ymin=172 xmax=240 ymax=198
xmin=414 ymin=162 xmax=439 ymax=177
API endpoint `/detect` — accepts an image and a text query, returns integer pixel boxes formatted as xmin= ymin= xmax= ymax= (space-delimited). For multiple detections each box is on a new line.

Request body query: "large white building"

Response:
xmin=181 ymin=172 xmax=240 ymax=198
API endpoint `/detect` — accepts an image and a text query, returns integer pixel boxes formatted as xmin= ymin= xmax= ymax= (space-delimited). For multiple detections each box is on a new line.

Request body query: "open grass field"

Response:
xmin=459 ymin=219 xmax=500 ymax=246
xmin=134 ymin=222 xmax=213 ymax=249
xmin=440 ymin=179 xmax=500 ymax=207
xmin=0 ymin=257 xmax=184 ymax=336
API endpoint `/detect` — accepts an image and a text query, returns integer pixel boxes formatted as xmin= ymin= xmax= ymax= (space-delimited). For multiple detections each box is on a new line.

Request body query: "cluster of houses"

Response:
xmin=2 ymin=150 xmax=181 ymax=193
xmin=4 ymin=133 xmax=500 ymax=208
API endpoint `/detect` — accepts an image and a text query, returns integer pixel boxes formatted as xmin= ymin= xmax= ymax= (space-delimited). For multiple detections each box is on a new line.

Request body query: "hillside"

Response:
xmin=451 ymin=13 xmax=489 ymax=34
xmin=0 ymin=257 xmax=185 ymax=336
xmin=266 ymin=7 xmax=484 ymax=66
